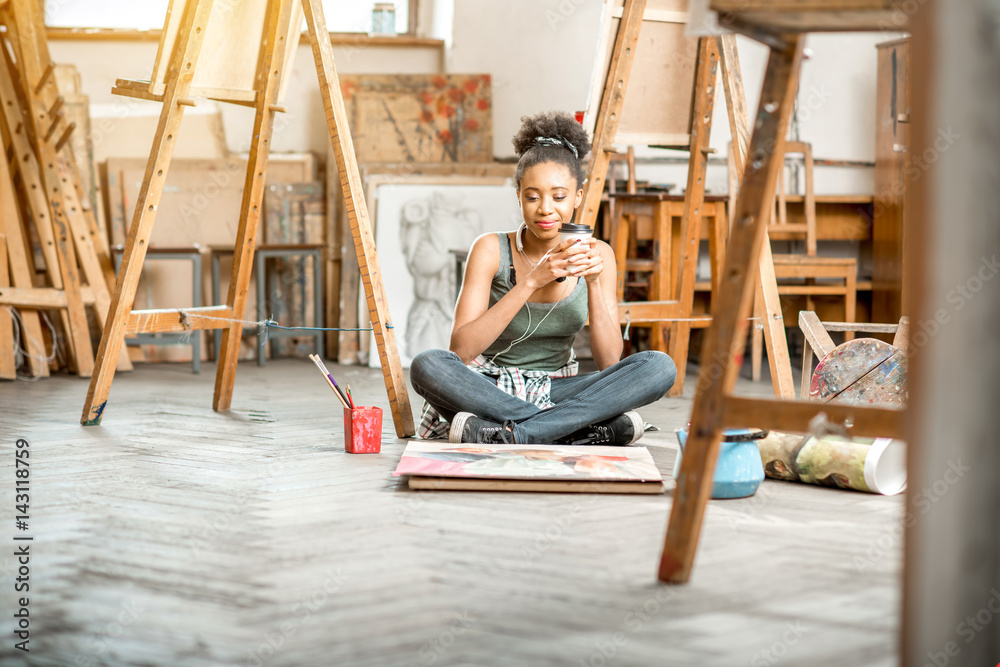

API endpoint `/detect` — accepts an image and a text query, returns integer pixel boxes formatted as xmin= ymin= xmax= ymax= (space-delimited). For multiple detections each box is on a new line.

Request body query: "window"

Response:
xmin=45 ymin=0 xmax=169 ymax=31
xmin=45 ymin=0 xmax=414 ymax=35
xmin=322 ymin=1 xmax=410 ymax=35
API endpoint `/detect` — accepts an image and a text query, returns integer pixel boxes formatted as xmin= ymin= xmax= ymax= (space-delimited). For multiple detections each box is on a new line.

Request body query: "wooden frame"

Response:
xmin=0 ymin=0 xmax=129 ymax=377
xmin=658 ymin=2 xmax=914 ymax=584
xmin=82 ymin=0 xmax=415 ymax=439
xmin=582 ymin=0 xmax=795 ymax=399
xmin=42 ymin=0 xmax=425 ymax=38
xmin=583 ymin=0 xmax=698 ymax=149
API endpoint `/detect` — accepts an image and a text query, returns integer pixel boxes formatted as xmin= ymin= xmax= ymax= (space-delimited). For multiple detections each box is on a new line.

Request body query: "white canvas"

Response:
xmin=368 ymin=181 xmax=522 ymax=368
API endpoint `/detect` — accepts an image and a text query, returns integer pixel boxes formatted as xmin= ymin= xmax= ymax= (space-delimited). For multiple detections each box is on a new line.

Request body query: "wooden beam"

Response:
xmin=578 ymin=0 xmax=647 ymax=230
xmin=617 ymin=300 xmax=685 ymax=323
xmin=719 ymin=33 xmax=795 ymax=400
xmin=126 ymin=306 xmax=233 ymax=334
xmin=659 ymin=35 xmax=805 ymax=584
xmin=667 ymin=37 xmax=719 ymax=397
xmin=83 ymin=0 xmax=214 ymax=425
xmin=723 ymin=396 xmax=905 ymax=440
xmin=213 ymin=0 xmax=295 ymax=412
xmin=0 ymin=285 xmax=97 ymax=308
xmin=0 ymin=233 xmax=15 ymax=379
xmin=0 ymin=147 xmax=46 ymax=376
xmin=799 ymin=309 xmax=835 ymax=399
xmin=111 ymin=78 xmax=164 ymax=103
xmin=891 ymin=315 xmax=909 ymax=351
xmin=302 ymin=0 xmax=415 ymax=437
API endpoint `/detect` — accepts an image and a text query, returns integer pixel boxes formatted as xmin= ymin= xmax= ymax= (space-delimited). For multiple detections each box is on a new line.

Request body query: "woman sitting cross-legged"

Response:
xmin=410 ymin=110 xmax=676 ymax=446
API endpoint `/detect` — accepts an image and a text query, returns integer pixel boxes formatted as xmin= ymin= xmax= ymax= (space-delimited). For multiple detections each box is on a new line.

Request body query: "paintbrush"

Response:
xmin=309 ymin=354 xmax=349 ymax=409
xmin=311 ymin=354 xmax=353 ymax=409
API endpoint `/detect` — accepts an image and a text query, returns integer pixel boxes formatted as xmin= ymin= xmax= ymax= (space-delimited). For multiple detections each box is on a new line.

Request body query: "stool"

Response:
xmin=112 ymin=244 xmax=202 ymax=373
xmin=211 ymin=243 xmax=324 ymax=366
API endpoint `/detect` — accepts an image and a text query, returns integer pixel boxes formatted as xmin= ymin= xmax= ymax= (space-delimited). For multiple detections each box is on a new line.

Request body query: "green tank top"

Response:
xmin=481 ymin=232 xmax=589 ymax=371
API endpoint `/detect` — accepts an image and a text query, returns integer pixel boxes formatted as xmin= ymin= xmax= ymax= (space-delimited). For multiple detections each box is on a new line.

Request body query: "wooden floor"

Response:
xmin=0 ymin=358 xmax=902 ymax=666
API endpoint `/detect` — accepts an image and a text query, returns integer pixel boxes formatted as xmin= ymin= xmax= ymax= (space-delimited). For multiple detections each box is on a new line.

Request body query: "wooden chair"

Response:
xmin=748 ymin=141 xmax=858 ymax=379
xmin=605 ymin=147 xmax=637 ymax=221
xmin=799 ymin=310 xmax=908 ymax=400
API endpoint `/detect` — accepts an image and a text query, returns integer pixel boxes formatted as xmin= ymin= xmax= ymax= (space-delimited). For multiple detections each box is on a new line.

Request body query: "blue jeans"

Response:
xmin=409 ymin=349 xmax=677 ymax=444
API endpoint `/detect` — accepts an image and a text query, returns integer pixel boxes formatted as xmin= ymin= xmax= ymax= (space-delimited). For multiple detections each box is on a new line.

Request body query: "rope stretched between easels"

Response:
xmin=2 ymin=307 xmax=764 ymax=379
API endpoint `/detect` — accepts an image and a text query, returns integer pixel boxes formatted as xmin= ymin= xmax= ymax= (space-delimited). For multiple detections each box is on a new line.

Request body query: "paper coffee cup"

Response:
xmin=556 ymin=223 xmax=592 ymax=282
xmin=558 ymin=223 xmax=593 ymax=248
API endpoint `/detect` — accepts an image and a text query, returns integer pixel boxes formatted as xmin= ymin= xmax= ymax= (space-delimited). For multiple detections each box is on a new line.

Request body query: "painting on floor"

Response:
xmin=393 ymin=441 xmax=664 ymax=483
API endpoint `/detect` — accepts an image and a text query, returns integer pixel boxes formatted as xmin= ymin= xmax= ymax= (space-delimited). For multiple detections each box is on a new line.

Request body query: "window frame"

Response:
xmin=42 ymin=0 xmax=423 ymax=42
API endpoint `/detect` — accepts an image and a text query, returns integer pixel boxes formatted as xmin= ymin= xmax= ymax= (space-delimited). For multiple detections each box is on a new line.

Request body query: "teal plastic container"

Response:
xmin=673 ymin=428 xmax=766 ymax=499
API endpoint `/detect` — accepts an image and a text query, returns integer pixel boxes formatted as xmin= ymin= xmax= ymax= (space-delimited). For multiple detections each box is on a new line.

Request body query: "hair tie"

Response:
xmin=534 ymin=135 xmax=579 ymax=159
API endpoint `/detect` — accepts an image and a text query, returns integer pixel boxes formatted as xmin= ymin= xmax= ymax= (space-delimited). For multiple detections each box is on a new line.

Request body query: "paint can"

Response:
xmin=345 ymin=406 xmax=383 ymax=453
xmin=673 ymin=428 xmax=767 ymax=499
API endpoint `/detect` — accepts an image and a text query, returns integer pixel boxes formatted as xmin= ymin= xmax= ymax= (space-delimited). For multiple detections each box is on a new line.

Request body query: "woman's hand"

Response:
xmin=524 ymin=239 xmax=579 ymax=288
xmin=562 ymin=237 xmax=604 ymax=283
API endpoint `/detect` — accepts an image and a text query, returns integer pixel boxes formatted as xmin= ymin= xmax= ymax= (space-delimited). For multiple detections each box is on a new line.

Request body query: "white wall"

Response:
xmin=49 ymin=3 xmax=906 ymax=195
xmin=445 ymin=0 xmax=906 ymax=196
xmin=446 ymin=0 xmax=606 ymax=159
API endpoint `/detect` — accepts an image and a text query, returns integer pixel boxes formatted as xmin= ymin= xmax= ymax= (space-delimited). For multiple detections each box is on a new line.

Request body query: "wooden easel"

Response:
xmin=81 ymin=0 xmax=415 ymax=438
xmin=579 ymin=0 xmax=795 ymax=399
xmin=0 ymin=0 xmax=128 ymax=378
xmin=658 ymin=2 xmax=907 ymax=583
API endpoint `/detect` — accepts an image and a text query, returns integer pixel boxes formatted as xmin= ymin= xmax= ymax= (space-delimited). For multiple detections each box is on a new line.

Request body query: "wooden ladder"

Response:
xmin=81 ymin=0 xmax=415 ymax=437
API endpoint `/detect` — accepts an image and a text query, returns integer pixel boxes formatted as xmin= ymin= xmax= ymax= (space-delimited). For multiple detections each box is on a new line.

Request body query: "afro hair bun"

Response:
xmin=511 ymin=111 xmax=591 ymax=159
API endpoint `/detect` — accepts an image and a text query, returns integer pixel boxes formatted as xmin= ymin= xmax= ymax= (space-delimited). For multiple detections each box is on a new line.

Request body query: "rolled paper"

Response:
xmin=757 ymin=431 xmax=906 ymax=495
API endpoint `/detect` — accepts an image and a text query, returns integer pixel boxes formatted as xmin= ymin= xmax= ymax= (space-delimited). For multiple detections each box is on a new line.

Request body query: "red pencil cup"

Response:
xmin=344 ymin=406 xmax=382 ymax=454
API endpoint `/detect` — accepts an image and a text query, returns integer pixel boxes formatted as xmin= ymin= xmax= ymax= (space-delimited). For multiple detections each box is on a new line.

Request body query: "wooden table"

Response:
xmin=606 ymin=191 xmax=876 ymax=322
xmin=606 ymin=192 xmax=729 ymax=354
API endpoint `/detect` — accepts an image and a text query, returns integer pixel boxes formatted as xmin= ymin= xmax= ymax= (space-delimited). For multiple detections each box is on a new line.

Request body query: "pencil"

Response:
xmin=345 ymin=383 xmax=355 ymax=409
xmin=309 ymin=354 xmax=349 ymax=409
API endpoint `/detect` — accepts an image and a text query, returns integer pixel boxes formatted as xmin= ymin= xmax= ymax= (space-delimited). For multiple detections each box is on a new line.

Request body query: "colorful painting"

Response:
xmin=757 ymin=431 xmax=906 ymax=495
xmin=340 ymin=74 xmax=493 ymax=163
xmin=393 ymin=442 xmax=663 ymax=483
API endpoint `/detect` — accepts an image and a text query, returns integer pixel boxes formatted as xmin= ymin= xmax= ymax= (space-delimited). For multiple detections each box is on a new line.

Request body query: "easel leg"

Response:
xmin=214 ymin=0 xmax=296 ymax=410
xmin=47 ymin=194 xmax=94 ymax=376
xmin=83 ymin=0 xmax=213 ymax=424
xmin=0 ymin=235 xmax=15 ymax=379
xmin=751 ymin=288 xmax=763 ymax=381
xmin=659 ymin=35 xmax=805 ymax=583
xmin=60 ymin=160 xmax=132 ymax=372
xmin=303 ymin=0 xmax=414 ymax=437
xmin=578 ymin=0 xmax=647 ymax=230
xmin=0 ymin=154 xmax=46 ymax=377
xmin=668 ymin=37 xmax=718 ymax=397
xmin=717 ymin=33 xmax=795 ymax=400
xmin=755 ymin=233 xmax=794 ymax=397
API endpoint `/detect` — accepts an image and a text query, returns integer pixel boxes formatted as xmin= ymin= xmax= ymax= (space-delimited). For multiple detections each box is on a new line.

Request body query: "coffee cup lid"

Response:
xmin=558 ymin=223 xmax=592 ymax=233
